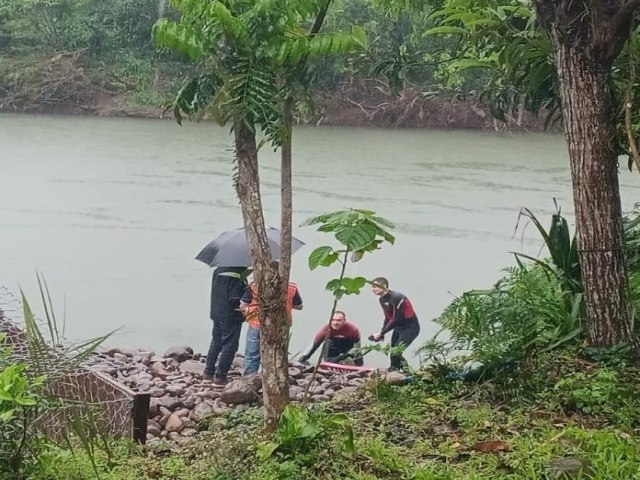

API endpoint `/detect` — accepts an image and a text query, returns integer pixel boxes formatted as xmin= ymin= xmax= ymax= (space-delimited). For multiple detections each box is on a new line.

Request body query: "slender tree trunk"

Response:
xmin=234 ymin=121 xmax=290 ymax=431
xmin=279 ymin=97 xmax=293 ymax=287
xmin=533 ymin=0 xmax=638 ymax=348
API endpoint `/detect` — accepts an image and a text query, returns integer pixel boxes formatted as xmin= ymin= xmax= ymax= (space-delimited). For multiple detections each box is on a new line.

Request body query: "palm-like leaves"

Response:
xmin=155 ymin=0 xmax=366 ymax=147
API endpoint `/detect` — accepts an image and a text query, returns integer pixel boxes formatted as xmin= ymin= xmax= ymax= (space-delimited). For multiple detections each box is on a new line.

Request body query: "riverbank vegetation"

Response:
xmin=0 ymin=0 xmax=529 ymax=128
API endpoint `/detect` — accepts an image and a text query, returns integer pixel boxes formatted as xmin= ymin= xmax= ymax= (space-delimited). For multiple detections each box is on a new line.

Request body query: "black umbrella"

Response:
xmin=195 ymin=226 xmax=305 ymax=268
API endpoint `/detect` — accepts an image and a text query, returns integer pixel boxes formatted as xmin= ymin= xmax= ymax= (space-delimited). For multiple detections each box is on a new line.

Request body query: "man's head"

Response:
xmin=371 ymin=277 xmax=389 ymax=296
xmin=330 ymin=311 xmax=347 ymax=330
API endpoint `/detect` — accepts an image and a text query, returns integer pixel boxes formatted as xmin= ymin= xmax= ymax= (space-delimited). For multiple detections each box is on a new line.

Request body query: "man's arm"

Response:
xmin=380 ymin=293 xmax=405 ymax=335
xmin=298 ymin=326 xmax=327 ymax=362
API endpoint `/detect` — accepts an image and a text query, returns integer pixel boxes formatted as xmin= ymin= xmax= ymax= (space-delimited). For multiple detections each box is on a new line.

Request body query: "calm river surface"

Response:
xmin=1 ymin=113 xmax=638 ymax=367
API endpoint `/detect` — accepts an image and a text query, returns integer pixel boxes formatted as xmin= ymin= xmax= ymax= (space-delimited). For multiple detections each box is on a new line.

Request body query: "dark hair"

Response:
xmin=332 ymin=311 xmax=346 ymax=320
xmin=371 ymin=277 xmax=389 ymax=289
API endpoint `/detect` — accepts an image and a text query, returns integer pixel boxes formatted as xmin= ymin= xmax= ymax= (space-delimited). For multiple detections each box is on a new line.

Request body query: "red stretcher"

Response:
xmin=318 ymin=361 xmax=374 ymax=374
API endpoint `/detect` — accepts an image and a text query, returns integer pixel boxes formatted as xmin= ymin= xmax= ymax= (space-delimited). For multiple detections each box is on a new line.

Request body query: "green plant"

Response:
xmin=0 ymin=335 xmax=48 ymax=479
xmin=257 ymin=405 xmax=355 ymax=464
xmin=554 ymin=369 xmax=630 ymax=416
xmin=0 ymin=275 xmax=115 ymax=480
xmin=434 ymin=264 xmax=583 ymax=372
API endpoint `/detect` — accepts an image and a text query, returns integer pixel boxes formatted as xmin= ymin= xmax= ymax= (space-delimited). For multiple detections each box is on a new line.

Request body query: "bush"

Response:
xmin=433 ymin=265 xmax=582 ymax=371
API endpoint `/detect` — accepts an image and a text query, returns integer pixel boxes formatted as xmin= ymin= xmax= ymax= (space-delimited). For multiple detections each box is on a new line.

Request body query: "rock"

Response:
xmin=309 ymin=385 xmax=326 ymax=395
xmin=311 ymin=394 xmax=331 ymax=402
xmin=179 ymin=360 xmax=205 ymax=376
xmin=165 ymin=384 xmax=185 ymax=396
xmin=163 ymin=346 xmax=194 ymax=363
xmin=167 ymin=432 xmax=181 ymax=441
xmin=548 ymin=458 xmax=589 ymax=479
xmin=147 ymin=420 xmax=162 ymax=437
xmin=150 ymin=355 xmax=165 ymax=364
xmin=137 ymin=381 xmax=150 ymax=392
xmin=181 ymin=428 xmax=197 ymax=437
xmin=288 ymin=367 xmax=302 ymax=378
xmin=212 ymin=399 xmax=231 ymax=416
xmin=174 ymin=408 xmax=191 ymax=418
xmin=383 ymin=371 xmax=408 ymax=386
xmin=347 ymin=378 xmax=364 ymax=388
xmin=220 ymin=379 xmax=260 ymax=405
xmin=183 ymin=395 xmax=197 ymax=409
xmin=289 ymin=385 xmax=304 ymax=396
xmin=113 ymin=352 xmax=129 ymax=363
xmin=165 ymin=414 xmax=184 ymax=433
xmin=244 ymin=374 xmax=262 ymax=390
xmin=133 ymin=354 xmax=151 ymax=366
xmin=150 ymin=362 xmax=170 ymax=379
xmin=191 ymin=401 xmax=214 ymax=422
xmin=148 ymin=403 xmax=159 ymax=417
xmin=232 ymin=356 xmax=244 ymax=369
xmin=151 ymin=396 xmax=182 ymax=412
xmin=333 ymin=386 xmax=359 ymax=400
xmin=148 ymin=387 xmax=165 ymax=398
xmin=87 ymin=363 xmax=117 ymax=375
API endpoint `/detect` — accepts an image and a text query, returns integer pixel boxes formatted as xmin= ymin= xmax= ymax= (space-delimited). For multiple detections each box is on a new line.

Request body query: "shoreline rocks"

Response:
xmin=88 ymin=345 xmax=379 ymax=443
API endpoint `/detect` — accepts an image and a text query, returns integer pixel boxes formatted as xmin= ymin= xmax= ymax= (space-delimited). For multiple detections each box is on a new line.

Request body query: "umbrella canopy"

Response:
xmin=195 ymin=226 xmax=305 ymax=268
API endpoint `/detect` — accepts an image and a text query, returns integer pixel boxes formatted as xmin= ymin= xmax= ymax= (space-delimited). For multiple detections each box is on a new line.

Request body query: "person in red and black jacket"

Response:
xmin=299 ymin=311 xmax=363 ymax=365
xmin=369 ymin=277 xmax=420 ymax=371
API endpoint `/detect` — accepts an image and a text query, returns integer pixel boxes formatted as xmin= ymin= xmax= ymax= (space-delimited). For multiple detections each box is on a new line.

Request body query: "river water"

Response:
xmin=1 ymin=113 xmax=638 ymax=367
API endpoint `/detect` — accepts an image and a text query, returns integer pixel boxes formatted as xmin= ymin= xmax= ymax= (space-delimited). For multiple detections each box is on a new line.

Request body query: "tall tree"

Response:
xmin=424 ymin=0 xmax=640 ymax=348
xmin=155 ymin=0 xmax=365 ymax=429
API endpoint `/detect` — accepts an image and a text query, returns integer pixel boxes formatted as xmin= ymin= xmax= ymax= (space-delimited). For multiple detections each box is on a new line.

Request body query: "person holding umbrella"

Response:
xmin=369 ymin=277 xmax=420 ymax=372
xmin=203 ymin=266 xmax=247 ymax=387
xmin=195 ymin=226 xmax=306 ymax=386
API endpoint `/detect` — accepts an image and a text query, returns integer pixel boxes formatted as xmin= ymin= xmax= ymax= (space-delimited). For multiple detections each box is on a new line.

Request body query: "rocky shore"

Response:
xmin=87 ymin=345 xmax=397 ymax=444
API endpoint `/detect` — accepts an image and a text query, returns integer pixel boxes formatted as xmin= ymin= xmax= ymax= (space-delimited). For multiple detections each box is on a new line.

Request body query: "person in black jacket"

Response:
xmin=203 ymin=266 xmax=247 ymax=387
xmin=369 ymin=277 xmax=420 ymax=371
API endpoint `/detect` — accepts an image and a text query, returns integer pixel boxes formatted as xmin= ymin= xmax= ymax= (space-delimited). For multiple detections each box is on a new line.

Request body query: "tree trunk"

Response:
xmin=234 ymin=121 xmax=290 ymax=431
xmin=550 ymin=34 xmax=635 ymax=347
xmin=279 ymin=97 xmax=293 ymax=287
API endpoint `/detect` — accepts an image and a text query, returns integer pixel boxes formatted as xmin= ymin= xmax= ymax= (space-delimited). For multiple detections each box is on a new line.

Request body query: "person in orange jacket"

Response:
xmin=240 ymin=280 xmax=303 ymax=375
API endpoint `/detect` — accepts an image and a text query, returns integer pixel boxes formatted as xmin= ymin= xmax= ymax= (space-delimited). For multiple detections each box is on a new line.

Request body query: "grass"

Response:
xmin=29 ymin=349 xmax=640 ymax=480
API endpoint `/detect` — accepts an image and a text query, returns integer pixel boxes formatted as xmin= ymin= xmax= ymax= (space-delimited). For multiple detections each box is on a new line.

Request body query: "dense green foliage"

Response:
xmin=0 ymin=0 xmax=475 ymax=115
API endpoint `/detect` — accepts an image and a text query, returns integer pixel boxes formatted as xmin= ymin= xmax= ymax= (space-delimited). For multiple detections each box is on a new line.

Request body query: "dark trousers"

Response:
xmin=390 ymin=321 xmax=420 ymax=370
xmin=204 ymin=315 xmax=242 ymax=380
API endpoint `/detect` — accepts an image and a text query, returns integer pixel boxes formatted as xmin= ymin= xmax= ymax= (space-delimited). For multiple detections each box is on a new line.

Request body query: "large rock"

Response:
xmin=165 ymin=384 xmax=186 ymax=396
xmin=220 ymin=378 xmax=260 ymax=405
xmin=147 ymin=420 xmax=162 ymax=437
xmin=165 ymin=413 xmax=184 ymax=433
xmin=191 ymin=401 xmax=215 ymax=422
xmin=383 ymin=371 xmax=408 ymax=385
xmin=150 ymin=362 xmax=170 ymax=379
xmin=150 ymin=395 xmax=182 ymax=412
xmin=179 ymin=360 xmax=205 ymax=376
xmin=163 ymin=345 xmax=194 ymax=363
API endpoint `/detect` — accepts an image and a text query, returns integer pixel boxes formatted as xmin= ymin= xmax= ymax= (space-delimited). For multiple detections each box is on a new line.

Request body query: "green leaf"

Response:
xmin=308 ymin=246 xmax=339 ymax=270
xmin=335 ymin=224 xmax=377 ymax=250
xmin=341 ymin=276 xmax=367 ymax=294
xmin=351 ymin=25 xmax=367 ymax=49
xmin=423 ymin=26 xmax=469 ymax=36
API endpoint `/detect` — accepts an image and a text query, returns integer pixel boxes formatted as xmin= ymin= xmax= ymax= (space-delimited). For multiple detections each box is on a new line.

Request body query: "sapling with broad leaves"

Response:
xmin=301 ymin=208 xmax=396 ymax=399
